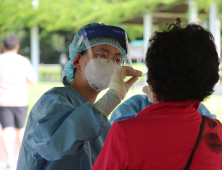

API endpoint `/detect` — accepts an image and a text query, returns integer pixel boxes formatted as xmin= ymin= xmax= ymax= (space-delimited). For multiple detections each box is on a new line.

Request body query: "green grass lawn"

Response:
xmin=202 ymin=95 xmax=222 ymax=121
xmin=28 ymin=81 xmax=222 ymax=123
xmin=27 ymin=82 xmax=64 ymax=111
xmin=29 ymin=63 xmax=222 ymax=122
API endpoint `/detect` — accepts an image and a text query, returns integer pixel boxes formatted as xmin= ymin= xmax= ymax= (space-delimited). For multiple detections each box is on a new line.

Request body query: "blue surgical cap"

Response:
xmin=61 ymin=23 xmax=127 ymax=86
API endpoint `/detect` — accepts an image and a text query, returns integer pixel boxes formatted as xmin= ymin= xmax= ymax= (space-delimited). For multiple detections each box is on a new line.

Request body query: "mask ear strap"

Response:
xmin=79 ymin=53 xmax=88 ymax=63
xmin=76 ymin=67 xmax=87 ymax=79
xmin=76 ymin=54 xmax=87 ymax=79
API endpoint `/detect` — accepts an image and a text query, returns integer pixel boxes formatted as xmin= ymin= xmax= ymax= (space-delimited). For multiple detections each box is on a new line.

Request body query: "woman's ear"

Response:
xmin=73 ymin=54 xmax=81 ymax=68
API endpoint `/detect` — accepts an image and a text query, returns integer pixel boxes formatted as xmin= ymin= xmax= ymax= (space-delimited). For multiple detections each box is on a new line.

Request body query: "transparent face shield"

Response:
xmin=78 ymin=25 xmax=132 ymax=70
xmin=76 ymin=25 xmax=132 ymax=91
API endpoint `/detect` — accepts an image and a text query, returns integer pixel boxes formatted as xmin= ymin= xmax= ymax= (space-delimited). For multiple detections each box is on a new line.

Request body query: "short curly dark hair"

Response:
xmin=145 ymin=18 xmax=220 ymax=102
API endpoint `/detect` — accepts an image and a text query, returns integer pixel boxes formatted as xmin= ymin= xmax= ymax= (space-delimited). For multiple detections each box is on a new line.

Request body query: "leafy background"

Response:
xmin=1 ymin=0 xmax=222 ymax=64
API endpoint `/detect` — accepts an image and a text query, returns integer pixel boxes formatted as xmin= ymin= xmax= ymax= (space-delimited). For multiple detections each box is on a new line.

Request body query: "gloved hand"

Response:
xmin=142 ymin=85 xmax=154 ymax=103
xmin=109 ymin=66 xmax=142 ymax=100
xmin=94 ymin=66 xmax=142 ymax=117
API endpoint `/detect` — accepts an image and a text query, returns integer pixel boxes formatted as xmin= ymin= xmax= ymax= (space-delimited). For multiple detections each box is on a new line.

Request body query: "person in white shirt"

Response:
xmin=0 ymin=35 xmax=37 ymax=168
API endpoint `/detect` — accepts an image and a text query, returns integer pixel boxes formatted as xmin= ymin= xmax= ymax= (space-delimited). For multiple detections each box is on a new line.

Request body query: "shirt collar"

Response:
xmin=137 ymin=100 xmax=200 ymax=117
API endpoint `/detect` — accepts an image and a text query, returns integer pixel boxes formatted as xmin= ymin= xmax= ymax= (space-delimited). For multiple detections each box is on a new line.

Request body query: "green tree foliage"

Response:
xmin=0 ymin=0 xmax=188 ymax=40
xmin=1 ymin=0 xmax=221 ymax=63
xmin=0 ymin=0 xmax=35 ymax=39
xmin=1 ymin=0 xmax=222 ymax=37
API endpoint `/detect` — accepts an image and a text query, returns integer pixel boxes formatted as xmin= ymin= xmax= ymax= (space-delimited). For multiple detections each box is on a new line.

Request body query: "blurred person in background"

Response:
xmin=16 ymin=23 xmax=141 ymax=170
xmin=0 ymin=35 xmax=37 ymax=168
xmin=92 ymin=19 xmax=222 ymax=170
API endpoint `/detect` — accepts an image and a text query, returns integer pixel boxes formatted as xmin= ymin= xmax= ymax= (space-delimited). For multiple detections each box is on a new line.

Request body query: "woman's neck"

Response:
xmin=149 ymin=85 xmax=159 ymax=104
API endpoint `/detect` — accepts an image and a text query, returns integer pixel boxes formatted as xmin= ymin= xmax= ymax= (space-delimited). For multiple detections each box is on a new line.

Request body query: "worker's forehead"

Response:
xmin=92 ymin=44 xmax=121 ymax=55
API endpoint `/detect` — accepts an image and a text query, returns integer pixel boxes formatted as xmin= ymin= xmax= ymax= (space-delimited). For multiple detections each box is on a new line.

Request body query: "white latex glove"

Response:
xmin=109 ymin=66 xmax=142 ymax=100
xmin=142 ymin=86 xmax=153 ymax=103
xmin=94 ymin=66 xmax=142 ymax=117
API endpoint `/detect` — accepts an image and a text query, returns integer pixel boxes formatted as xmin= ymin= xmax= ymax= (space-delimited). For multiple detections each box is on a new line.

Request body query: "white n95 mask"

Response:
xmin=142 ymin=86 xmax=154 ymax=103
xmin=79 ymin=57 xmax=119 ymax=91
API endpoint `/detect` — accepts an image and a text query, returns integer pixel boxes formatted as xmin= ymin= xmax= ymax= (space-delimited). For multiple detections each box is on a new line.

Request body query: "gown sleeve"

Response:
xmin=197 ymin=103 xmax=216 ymax=119
xmin=25 ymin=88 xmax=108 ymax=161
xmin=109 ymin=94 xmax=152 ymax=124
xmin=92 ymin=122 xmax=126 ymax=170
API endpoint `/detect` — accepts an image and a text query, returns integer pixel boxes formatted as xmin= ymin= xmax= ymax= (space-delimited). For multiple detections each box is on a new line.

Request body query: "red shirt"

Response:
xmin=92 ymin=101 xmax=222 ymax=170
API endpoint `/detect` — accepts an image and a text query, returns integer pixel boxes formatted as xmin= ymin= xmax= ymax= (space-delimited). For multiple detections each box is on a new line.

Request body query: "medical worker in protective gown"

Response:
xmin=16 ymin=23 xmax=142 ymax=170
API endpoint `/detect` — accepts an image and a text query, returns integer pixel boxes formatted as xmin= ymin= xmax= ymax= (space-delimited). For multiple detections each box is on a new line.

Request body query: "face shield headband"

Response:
xmin=78 ymin=25 xmax=128 ymax=57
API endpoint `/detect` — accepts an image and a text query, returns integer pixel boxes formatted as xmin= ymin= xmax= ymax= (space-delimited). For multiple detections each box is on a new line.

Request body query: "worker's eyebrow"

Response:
xmin=97 ymin=48 xmax=109 ymax=53
xmin=98 ymin=48 xmax=122 ymax=56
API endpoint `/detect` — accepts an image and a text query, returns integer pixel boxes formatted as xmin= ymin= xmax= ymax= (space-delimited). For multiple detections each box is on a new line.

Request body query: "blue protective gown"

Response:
xmin=17 ymin=86 xmax=112 ymax=170
xmin=109 ymin=94 xmax=216 ymax=124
